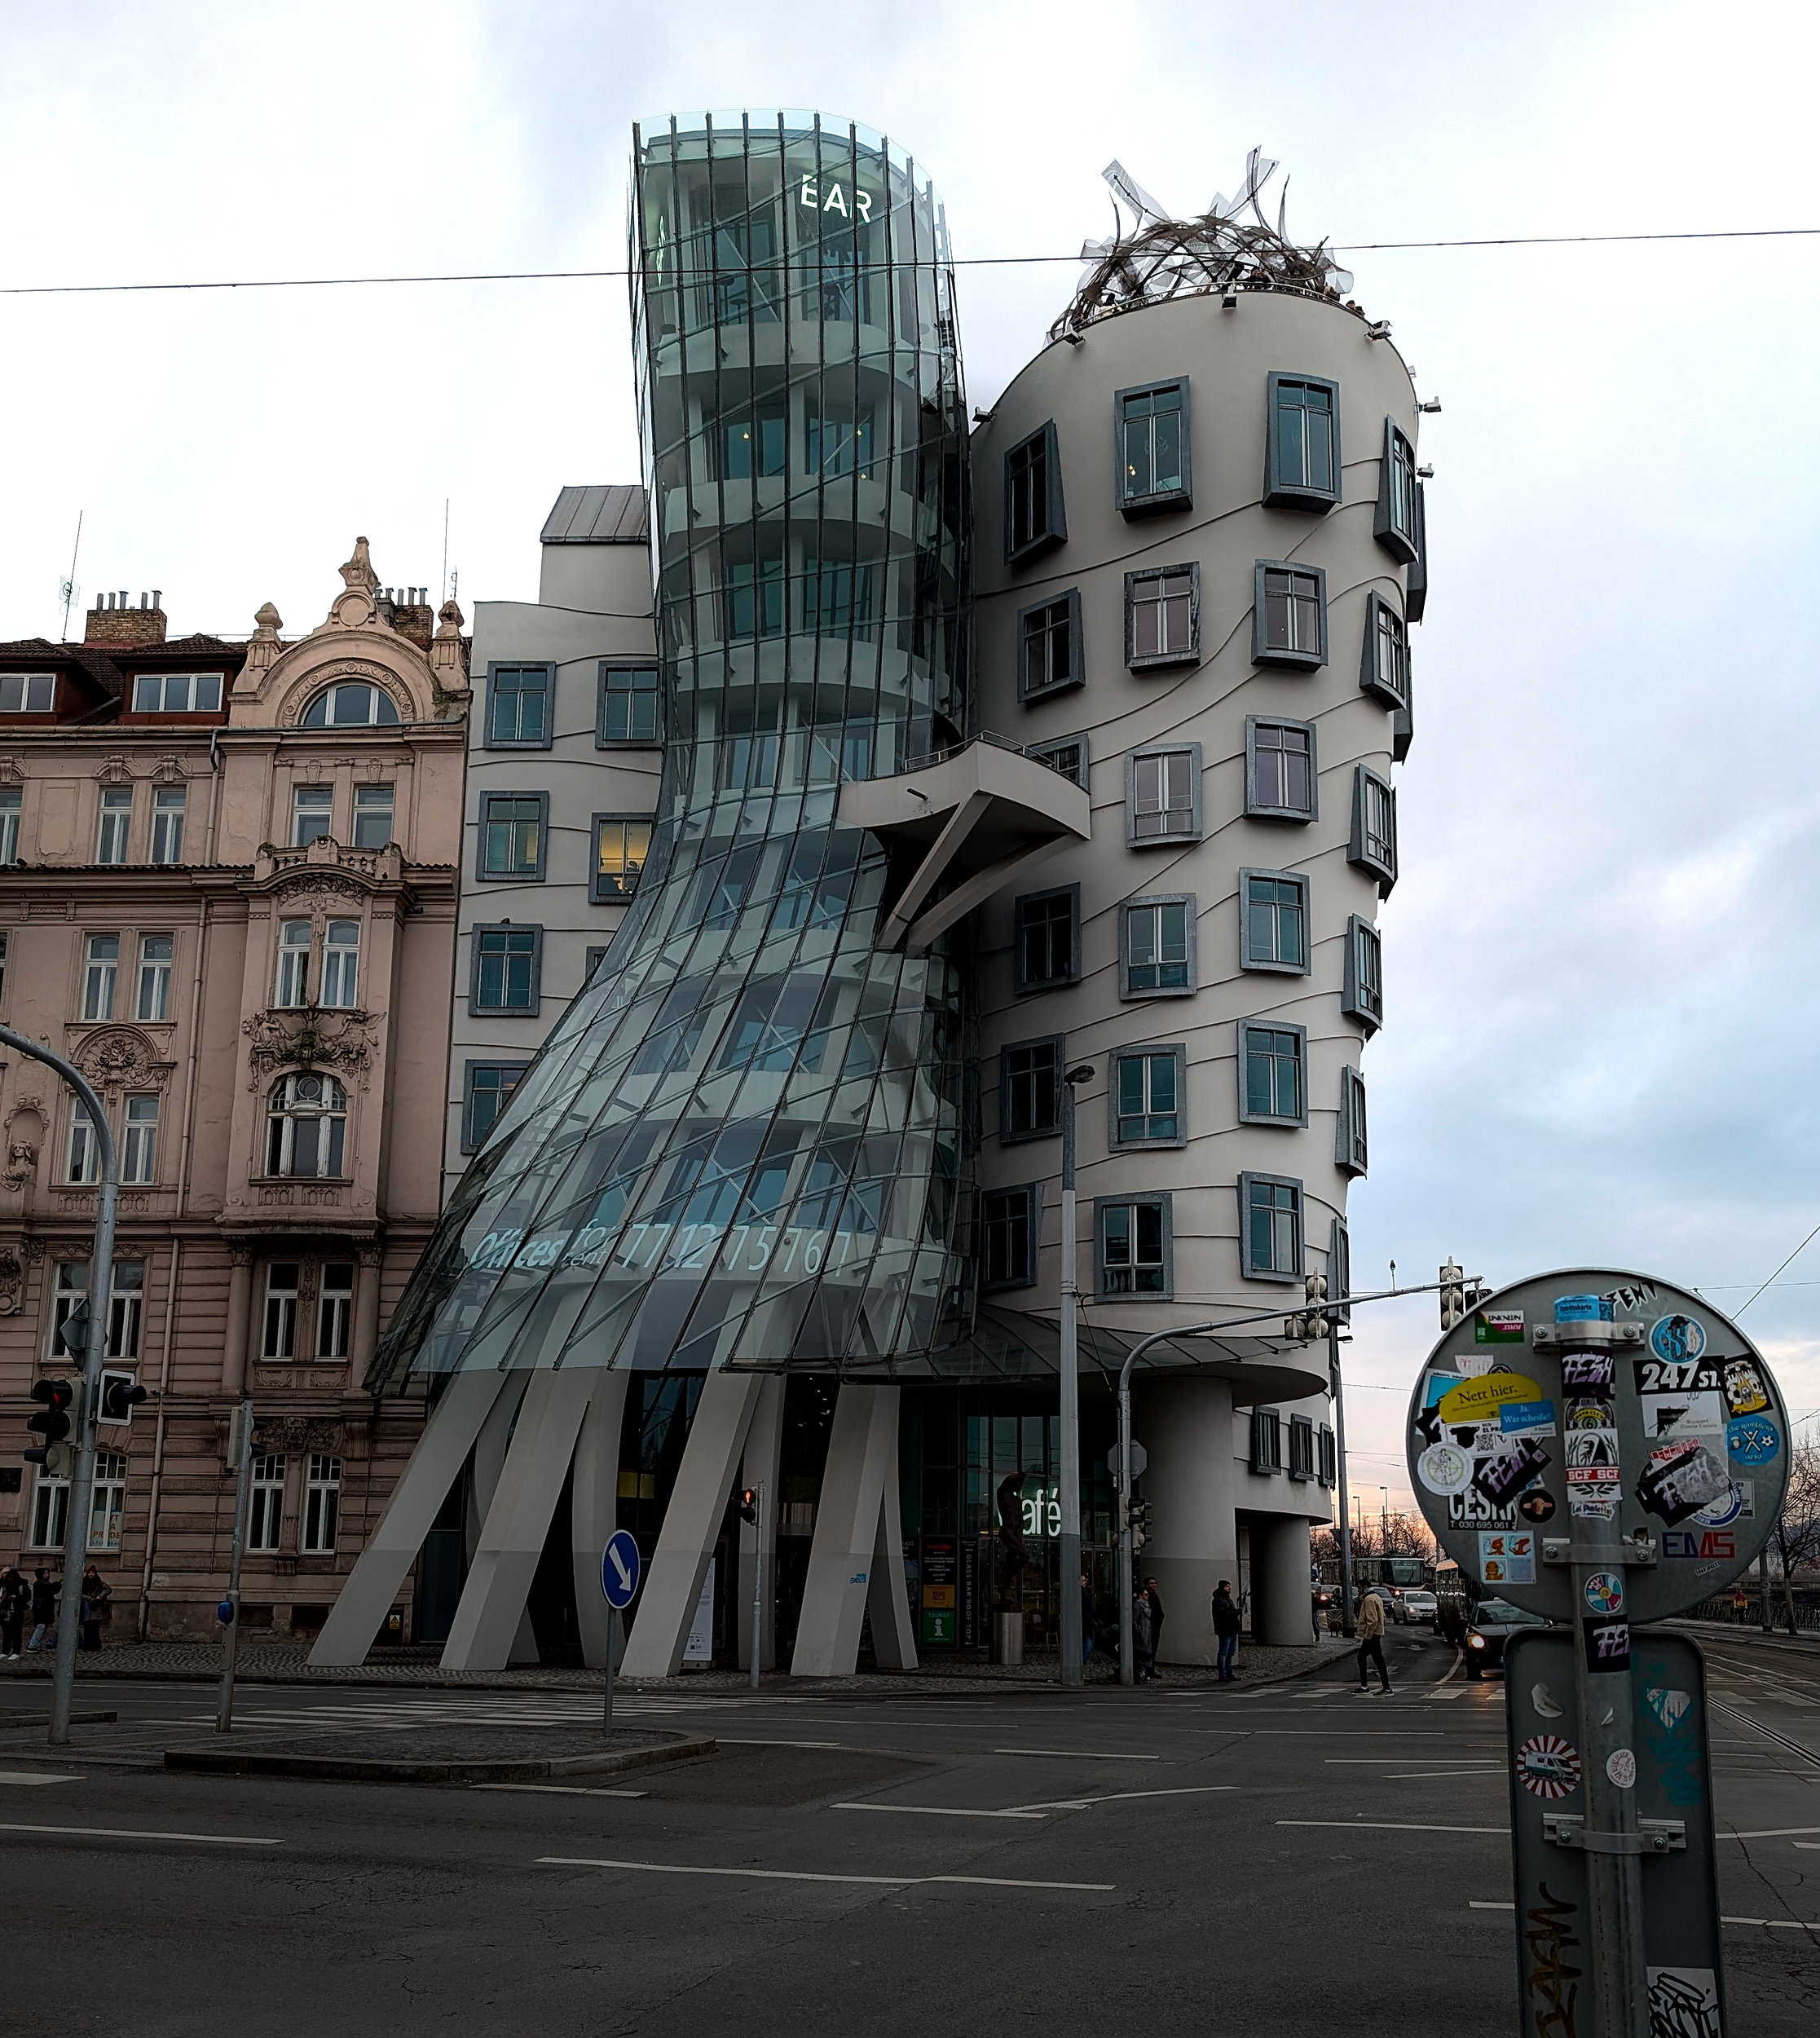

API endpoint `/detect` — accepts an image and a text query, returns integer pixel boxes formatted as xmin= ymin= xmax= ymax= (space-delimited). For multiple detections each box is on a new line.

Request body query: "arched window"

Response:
xmin=266 ymin=1072 xmax=348 ymax=1178
xmin=300 ymin=682 xmax=400 ymax=729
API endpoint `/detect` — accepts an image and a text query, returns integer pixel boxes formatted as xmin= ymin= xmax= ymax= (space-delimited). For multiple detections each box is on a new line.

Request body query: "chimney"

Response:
xmin=86 ymin=589 xmax=168 ymax=649
xmin=388 ymin=585 xmax=435 ymax=650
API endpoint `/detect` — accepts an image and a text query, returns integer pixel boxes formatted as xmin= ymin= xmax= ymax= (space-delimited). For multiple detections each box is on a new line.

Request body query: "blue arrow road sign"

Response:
xmin=600 ymin=1529 xmax=642 ymax=1609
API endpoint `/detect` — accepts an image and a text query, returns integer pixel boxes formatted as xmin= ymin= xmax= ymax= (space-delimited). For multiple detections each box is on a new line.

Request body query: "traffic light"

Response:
xmin=99 ymin=1370 xmax=150 ymax=1425
xmin=737 ymin=1486 xmax=759 ymax=1526
xmin=1128 ymin=1498 xmax=1152 ymax=1552
xmin=1285 ymin=1273 xmax=1331 ymax=1343
xmin=25 ymin=1377 xmax=81 ymax=1480
xmin=1439 ymin=1259 xmax=1465 ymax=1332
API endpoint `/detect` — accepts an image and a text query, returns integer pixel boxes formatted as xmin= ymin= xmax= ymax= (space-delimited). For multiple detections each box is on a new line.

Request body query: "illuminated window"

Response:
xmin=593 ymin=817 xmax=653 ymax=901
xmin=1117 ymin=380 xmax=1190 ymax=514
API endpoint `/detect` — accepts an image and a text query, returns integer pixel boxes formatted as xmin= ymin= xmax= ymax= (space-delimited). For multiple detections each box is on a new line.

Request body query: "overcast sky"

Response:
xmin=5 ymin=1 xmax=1818 ymax=1513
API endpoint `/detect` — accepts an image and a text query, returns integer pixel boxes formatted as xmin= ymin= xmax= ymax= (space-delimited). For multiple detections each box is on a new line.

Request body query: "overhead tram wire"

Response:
xmin=4 ymin=223 xmax=1820 ymax=298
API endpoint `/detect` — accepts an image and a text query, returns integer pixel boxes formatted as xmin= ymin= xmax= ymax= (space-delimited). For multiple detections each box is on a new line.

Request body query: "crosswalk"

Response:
xmin=173 ymin=1692 xmax=736 ymax=1733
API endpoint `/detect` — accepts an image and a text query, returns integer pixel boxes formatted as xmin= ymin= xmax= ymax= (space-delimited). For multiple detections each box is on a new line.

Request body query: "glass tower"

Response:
xmin=370 ymin=112 xmax=972 ymax=1389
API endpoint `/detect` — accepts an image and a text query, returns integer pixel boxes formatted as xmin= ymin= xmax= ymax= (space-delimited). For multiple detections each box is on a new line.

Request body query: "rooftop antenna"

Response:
xmin=441 ymin=497 xmax=450 ymax=606
xmin=59 ymin=510 xmax=84 ymax=641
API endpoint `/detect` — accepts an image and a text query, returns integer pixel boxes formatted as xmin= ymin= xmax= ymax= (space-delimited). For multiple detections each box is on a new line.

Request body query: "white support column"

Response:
xmin=467 ymin=1370 xmax=537 ymax=1663
xmin=790 ymin=1383 xmax=915 ymax=1678
xmin=570 ymin=1372 xmax=630 ymax=1670
xmin=309 ymin=1368 xmax=510 ymax=1668
xmin=1250 ymin=1511 xmax=1319 ymax=1648
xmin=619 ymin=1370 xmax=763 ymax=1680
xmin=736 ymin=1375 xmax=786 ymax=1673
xmin=439 ymin=1367 xmax=597 ymax=1672
xmin=1137 ymin=1374 xmax=1239 ymax=1666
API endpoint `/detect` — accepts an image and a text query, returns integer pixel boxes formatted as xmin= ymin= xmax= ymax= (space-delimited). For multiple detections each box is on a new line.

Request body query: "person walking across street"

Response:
xmin=1211 ymin=1578 xmax=1242 ymax=1680
xmin=1355 ymin=1586 xmax=1392 ymax=1695
xmin=0 ymin=1568 xmax=29 ymax=1660
xmin=78 ymin=1564 xmax=111 ymax=1652
xmin=25 ymin=1568 xmax=58 ymax=1653
xmin=1132 ymin=1584 xmax=1156 ymax=1683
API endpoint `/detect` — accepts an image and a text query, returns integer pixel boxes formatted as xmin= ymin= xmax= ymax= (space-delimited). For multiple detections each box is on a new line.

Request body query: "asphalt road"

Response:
xmin=0 ymin=1626 xmax=1814 ymax=2036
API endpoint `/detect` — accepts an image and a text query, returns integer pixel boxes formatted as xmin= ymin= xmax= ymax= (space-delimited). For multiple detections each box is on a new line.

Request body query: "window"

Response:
xmin=1097 ymin=1194 xmax=1172 ymax=1299
xmin=1392 ymin=673 xmax=1414 ymax=765
xmin=1000 ymin=1037 xmax=1061 ymax=1141
xmin=1253 ymin=562 xmax=1327 ymax=668
xmin=1125 ymin=566 xmax=1199 ymax=668
xmin=121 ymin=1096 xmax=159 ymax=1184
xmin=65 ymin=1101 xmax=103 ymax=1184
xmin=1110 ymin=1046 xmax=1185 ymax=1149
xmin=1246 ymin=718 xmax=1316 ymax=822
xmin=593 ymin=816 xmax=654 ymax=900
xmin=1330 ymin=1217 xmax=1353 ymax=1325
xmin=82 ymin=933 xmax=119 ymax=1020
xmin=598 ymin=664 xmax=662 ymax=745
xmin=1250 ymin=1407 xmax=1284 ymax=1475
xmin=29 ymin=1467 xmax=68 ymax=1551
xmin=1350 ymin=766 xmax=1398 ymax=891
xmin=478 ymin=793 xmax=547 ymax=881
xmin=0 ymin=786 xmax=20 ymax=862
xmin=722 ymin=404 xmax=787 ymax=478
xmin=1005 ymin=421 xmax=1065 ymax=563
xmin=353 ymin=786 xmax=394 ymax=849
xmin=302 ymin=1454 xmax=342 ymax=1554
xmin=1264 ymin=373 xmax=1342 ymax=512
xmin=1013 ymin=886 xmax=1079 ymax=993
xmin=584 ymin=946 xmax=610 ymax=984
xmin=1121 ymin=895 xmax=1195 ymax=996
xmin=134 ymin=933 xmax=173 ymax=1021
xmin=248 ymin=1455 xmax=285 ymax=1553
xmin=302 ymin=682 xmax=399 ymax=728
xmin=471 ymin=925 xmax=542 ymax=1014
xmin=1342 ymin=915 xmax=1384 ymax=1034
xmin=982 ymin=1184 xmax=1039 ymax=1290
xmin=1239 ymin=871 xmax=1310 ymax=975
xmin=806 ymin=404 xmax=874 ymax=479
xmin=725 ymin=549 xmax=786 ymax=639
xmin=1240 ymin=1022 xmax=1307 ymax=1127
xmin=1240 ymin=1172 xmax=1303 ymax=1283
xmin=1319 ymin=1423 xmax=1337 ymax=1487
xmin=1289 ymin=1414 xmax=1316 ymax=1482
xmin=262 ymin=1264 xmax=300 ymax=1360
xmin=88 ymin=1450 xmax=127 ymax=1551
xmin=803 ymin=552 xmax=875 ymax=637
xmin=148 ymin=787 xmax=186 ymax=864
xmin=319 ymin=920 xmax=360 ymax=1008
xmin=275 ymin=920 xmax=311 ymax=1008
xmin=1336 ymin=1065 xmax=1368 ymax=1176
xmin=1376 ymin=420 xmax=1421 ymax=562
xmin=131 ymin=673 xmax=222 ymax=713
xmin=1126 ymin=745 xmax=1201 ymax=845
xmin=462 ymin=1061 xmax=530 ymax=1152
xmin=51 ymin=1259 xmax=142 ymax=1361
xmin=1117 ymin=379 xmax=1191 ymax=514
xmin=485 ymin=664 xmax=553 ymax=748
xmin=316 ymin=1264 xmax=355 ymax=1360
xmin=292 ymin=784 xmax=333 ymax=847
xmin=1359 ymin=593 xmax=1410 ymax=709
xmin=1017 ymin=590 xmax=1082 ymax=701
xmin=1027 ymin=733 xmax=1089 ymax=790
xmin=1406 ymin=481 xmax=1430 ymax=623
xmin=0 ymin=672 xmax=55 ymax=713
xmin=96 ymin=786 xmax=132 ymax=864
xmin=265 ymin=1074 xmax=348 ymax=1178
xmin=0 ymin=931 xmax=7 ymax=1001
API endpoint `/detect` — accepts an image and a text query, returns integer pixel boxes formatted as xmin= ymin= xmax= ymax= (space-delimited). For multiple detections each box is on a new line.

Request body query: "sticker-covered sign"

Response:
xmin=1474 ymin=1308 xmax=1526 ymax=1344
xmin=1438 ymin=1373 xmax=1544 ymax=1427
xmin=1480 ymin=1529 xmax=1536 ymax=1585
xmin=1514 ymin=1733 xmax=1581 ymax=1799
xmin=1473 ymin=1437 xmax=1551 ymax=1507
xmin=1637 ymin=1441 xmax=1731 ymax=1524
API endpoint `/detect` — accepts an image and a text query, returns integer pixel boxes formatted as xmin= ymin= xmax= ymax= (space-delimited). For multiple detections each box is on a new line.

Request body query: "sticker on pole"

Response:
xmin=1606 ymin=1747 xmax=1637 ymax=1789
xmin=1514 ymin=1733 xmax=1581 ymax=1799
xmin=600 ymin=1529 xmax=642 ymax=1610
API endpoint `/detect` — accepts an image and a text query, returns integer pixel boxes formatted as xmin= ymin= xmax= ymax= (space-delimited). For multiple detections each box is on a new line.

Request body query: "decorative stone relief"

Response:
xmin=0 ymin=1243 xmax=24 ymax=1314
xmin=253 ymin=1415 xmax=343 ymax=1453
xmin=73 ymin=1028 xmax=177 ymax=1099
xmin=95 ymin=755 xmax=134 ymax=786
xmin=242 ymin=1007 xmax=377 ymax=1086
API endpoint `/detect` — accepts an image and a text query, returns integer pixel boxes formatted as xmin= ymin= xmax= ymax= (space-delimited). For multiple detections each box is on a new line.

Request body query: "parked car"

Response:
xmin=1463 ymin=1597 xmax=1548 ymax=1676
xmin=1396 ymin=1588 xmax=1439 ymax=1625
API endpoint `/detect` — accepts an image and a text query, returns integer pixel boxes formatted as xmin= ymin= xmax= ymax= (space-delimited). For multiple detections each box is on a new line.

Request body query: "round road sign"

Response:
xmin=599 ymin=1528 xmax=642 ymax=1610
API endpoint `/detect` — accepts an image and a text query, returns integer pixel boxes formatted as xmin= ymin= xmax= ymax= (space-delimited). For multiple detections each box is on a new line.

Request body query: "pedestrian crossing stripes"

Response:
xmin=173 ymin=1694 xmax=723 ymax=1731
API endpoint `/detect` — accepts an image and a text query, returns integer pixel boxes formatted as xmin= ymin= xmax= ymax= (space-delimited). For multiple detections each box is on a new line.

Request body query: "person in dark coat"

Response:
xmin=1144 ymin=1578 xmax=1166 ymax=1674
xmin=1211 ymin=1579 xmax=1242 ymax=1680
xmin=1132 ymin=1586 xmax=1156 ymax=1683
xmin=78 ymin=1564 xmax=111 ymax=1652
xmin=26 ymin=1568 xmax=58 ymax=1652
xmin=0 ymin=1568 xmax=28 ymax=1659
xmin=1079 ymin=1573 xmax=1096 ymax=1667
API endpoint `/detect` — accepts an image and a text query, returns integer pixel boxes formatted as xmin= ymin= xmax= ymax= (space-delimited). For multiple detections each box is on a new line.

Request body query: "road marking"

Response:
xmin=831 ymin=1804 xmax=1047 ymax=1820
xmin=1258 ymin=1731 xmax=1448 ymax=1740
xmin=535 ymin=1857 xmax=1112 ymax=1891
xmin=993 ymin=1749 xmax=1160 ymax=1761
xmin=0 ymin=1774 xmax=78 ymax=1788
xmin=1470 ymin=1901 xmax=1514 ymax=1909
xmin=1009 ymin=1785 xmax=1239 ymax=1811
xmin=1472 ymin=1899 xmax=1818 ymax=1931
xmin=1384 ymin=1769 xmax=1505 ymax=1780
xmin=1279 ymin=1820 xmax=1506 ymax=1835
xmin=716 ymin=1739 xmax=850 ymax=1750
xmin=472 ymin=1784 xmax=649 ymax=1799
xmin=1718 ymin=1826 xmax=1820 ymax=1839
xmin=1324 ymin=1757 xmax=1473 ymax=1764
xmin=0 ymin=1822 xmax=282 ymax=1846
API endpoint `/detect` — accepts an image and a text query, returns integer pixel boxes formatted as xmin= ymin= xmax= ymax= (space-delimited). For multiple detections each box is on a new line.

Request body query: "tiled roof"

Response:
xmin=540 ymin=484 xmax=650 ymax=545
xmin=0 ymin=639 xmax=124 ymax=701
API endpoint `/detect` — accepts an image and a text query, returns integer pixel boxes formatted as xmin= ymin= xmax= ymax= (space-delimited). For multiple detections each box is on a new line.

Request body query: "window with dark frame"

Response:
xmin=1264 ymin=373 xmax=1341 ymax=511
xmin=1330 ymin=1217 xmax=1353 ymax=1324
xmin=1289 ymin=1415 xmax=1315 ymax=1481
xmin=1377 ymin=421 xmax=1421 ymax=562
xmin=1128 ymin=747 xmax=1198 ymax=843
xmin=1319 ymin=1423 xmax=1337 ymax=1487
xmin=1247 ymin=718 xmax=1315 ymax=820
xmin=593 ymin=816 xmax=654 ymax=900
xmin=1254 ymin=563 xmax=1326 ymax=667
xmin=1000 ymin=1038 xmax=1062 ymax=1140
xmin=1017 ymin=590 xmax=1081 ymax=699
xmin=1122 ymin=897 xmax=1192 ymax=995
xmin=1099 ymin=1196 xmax=1170 ymax=1298
xmin=1351 ymin=767 xmax=1398 ymax=889
xmin=480 ymin=794 xmax=545 ymax=880
xmin=1241 ymin=1173 xmax=1302 ymax=1281
xmin=982 ymin=1184 xmax=1038 ymax=1290
xmin=1337 ymin=1064 xmax=1369 ymax=1176
xmin=1241 ymin=1023 xmax=1305 ymax=1125
xmin=1360 ymin=593 xmax=1410 ymax=708
xmin=1126 ymin=567 xmax=1198 ymax=666
xmin=1014 ymin=888 xmax=1077 ymax=991
xmin=1111 ymin=1048 xmax=1183 ymax=1148
xmin=1005 ymin=421 xmax=1064 ymax=562
xmin=1027 ymin=734 xmax=1089 ymax=790
xmin=1342 ymin=915 xmax=1384 ymax=1033
xmin=487 ymin=664 xmax=553 ymax=748
xmin=464 ymin=1062 xmax=530 ymax=1151
xmin=1117 ymin=380 xmax=1190 ymax=514
xmin=598 ymin=664 xmax=662 ymax=744
xmin=1241 ymin=871 xmax=1309 ymax=973
xmin=472 ymin=926 xmax=540 ymax=1012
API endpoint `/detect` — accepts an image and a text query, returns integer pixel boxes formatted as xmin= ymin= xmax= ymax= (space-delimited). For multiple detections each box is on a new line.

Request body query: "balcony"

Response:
xmin=839 ymin=735 xmax=1091 ymax=952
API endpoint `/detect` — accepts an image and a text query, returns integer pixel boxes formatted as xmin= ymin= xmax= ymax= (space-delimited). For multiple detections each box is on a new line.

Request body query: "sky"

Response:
xmin=4 ymin=0 xmax=1819 ymax=1515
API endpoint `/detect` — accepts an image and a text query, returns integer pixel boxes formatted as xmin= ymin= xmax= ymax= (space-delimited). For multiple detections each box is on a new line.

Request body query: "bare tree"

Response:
xmin=1771 ymin=1430 xmax=1820 ymax=1635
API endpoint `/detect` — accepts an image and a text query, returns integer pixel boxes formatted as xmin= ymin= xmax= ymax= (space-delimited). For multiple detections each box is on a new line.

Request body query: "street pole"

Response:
xmin=750 ymin=1480 xmax=764 ymax=1692
xmin=1057 ymin=1066 xmax=1091 ymax=1692
xmin=1 ymin=1023 xmax=118 ymax=1750
xmin=215 ymin=1398 xmax=254 ymax=1732
xmin=602 ymin=1608 xmax=615 ymax=1736
xmin=1329 ymin=1321 xmax=1356 ymax=1639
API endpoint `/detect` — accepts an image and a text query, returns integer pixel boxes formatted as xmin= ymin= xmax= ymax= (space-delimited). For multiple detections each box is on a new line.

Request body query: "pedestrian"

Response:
xmin=1211 ymin=1578 xmax=1241 ymax=1680
xmin=1144 ymin=1577 xmax=1166 ymax=1673
xmin=0 ymin=1568 xmax=29 ymax=1660
xmin=26 ymin=1568 xmax=58 ymax=1652
xmin=1079 ymin=1572 xmax=1096 ymax=1668
xmin=1132 ymin=1585 xmax=1156 ymax=1683
xmin=78 ymin=1564 xmax=111 ymax=1652
xmin=1355 ymin=1586 xmax=1392 ymax=1696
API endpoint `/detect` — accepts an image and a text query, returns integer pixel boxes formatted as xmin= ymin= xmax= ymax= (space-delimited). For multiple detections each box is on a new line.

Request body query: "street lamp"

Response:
xmin=1056 ymin=1061 xmax=1095 ymax=1692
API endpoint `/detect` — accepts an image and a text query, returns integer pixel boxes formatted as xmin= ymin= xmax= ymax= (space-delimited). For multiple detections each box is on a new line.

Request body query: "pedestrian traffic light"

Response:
xmin=99 ymin=1370 xmax=150 ymax=1425
xmin=737 ymin=1486 xmax=759 ymax=1525
xmin=54 ymin=1299 xmax=91 ymax=1361
xmin=25 ymin=1377 xmax=81 ymax=1479
xmin=1129 ymin=1498 xmax=1152 ymax=1551
xmin=1439 ymin=1259 xmax=1465 ymax=1331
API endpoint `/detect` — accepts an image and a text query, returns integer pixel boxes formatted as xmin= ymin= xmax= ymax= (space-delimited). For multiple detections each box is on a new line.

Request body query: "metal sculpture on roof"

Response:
xmin=1050 ymin=148 xmax=1356 ymax=342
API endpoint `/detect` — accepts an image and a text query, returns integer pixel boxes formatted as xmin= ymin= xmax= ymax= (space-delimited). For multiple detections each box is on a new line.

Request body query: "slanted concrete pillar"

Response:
xmin=570 ymin=1372 xmax=630 ymax=1670
xmin=1250 ymin=1510 xmax=1318 ymax=1647
xmin=619 ymin=1370 xmax=762 ymax=1679
xmin=467 ymin=1370 xmax=536 ymax=1662
xmin=790 ymin=1384 xmax=916 ymax=1678
xmin=736 ymin=1375 xmax=786 ymax=1674
xmin=1135 ymin=1374 xmax=1239 ymax=1666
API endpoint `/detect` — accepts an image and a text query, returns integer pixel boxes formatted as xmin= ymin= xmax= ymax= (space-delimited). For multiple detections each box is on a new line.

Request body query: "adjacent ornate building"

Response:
xmin=0 ymin=545 xmax=467 ymax=1639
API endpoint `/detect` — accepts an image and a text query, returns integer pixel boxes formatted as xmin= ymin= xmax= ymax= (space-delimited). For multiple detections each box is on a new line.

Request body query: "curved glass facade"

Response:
xmin=369 ymin=112 xmax=973 ymax=1391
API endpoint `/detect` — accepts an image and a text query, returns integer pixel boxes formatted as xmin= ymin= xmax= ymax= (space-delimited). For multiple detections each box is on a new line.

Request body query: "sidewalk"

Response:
xmin=0 ymin=1634 xmax=1355 ymax=1698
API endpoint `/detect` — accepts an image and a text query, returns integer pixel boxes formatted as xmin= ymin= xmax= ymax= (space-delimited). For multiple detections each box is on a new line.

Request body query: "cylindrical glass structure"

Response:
xmin=368 ymin=112 xmax=972 ymax=1390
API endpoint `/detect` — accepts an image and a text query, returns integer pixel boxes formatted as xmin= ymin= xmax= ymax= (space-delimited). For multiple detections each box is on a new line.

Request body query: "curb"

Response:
xmin=162 ymin=1731 xmax=716 ymax=1786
